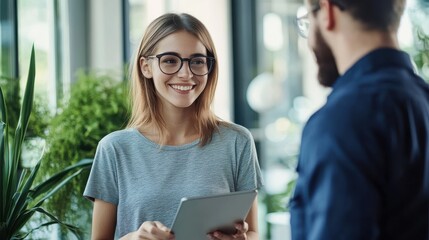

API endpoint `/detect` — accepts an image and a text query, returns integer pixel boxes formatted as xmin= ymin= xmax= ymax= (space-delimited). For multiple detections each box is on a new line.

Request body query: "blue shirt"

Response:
xmin=290 ymin=48 xmax=429 ymax=240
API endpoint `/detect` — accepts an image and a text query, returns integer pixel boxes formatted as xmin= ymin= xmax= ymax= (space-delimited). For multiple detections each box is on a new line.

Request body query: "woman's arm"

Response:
xmin=91 ymin=199 xmax=174 ymax=240
xmin=120 ymin=221 xmax=174 ymax=240
xmin=244 ymin=197 xmax=259 ymax=240
xmin=91 ymin=199 xmax=117 ymax=240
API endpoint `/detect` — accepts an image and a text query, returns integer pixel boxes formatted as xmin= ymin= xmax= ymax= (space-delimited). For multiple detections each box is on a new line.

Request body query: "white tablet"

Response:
xmin=170 ymin=189 xmax=258 ymax=240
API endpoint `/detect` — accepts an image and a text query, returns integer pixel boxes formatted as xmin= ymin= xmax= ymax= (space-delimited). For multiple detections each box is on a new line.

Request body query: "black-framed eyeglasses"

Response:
xmin=146 ymin=52 xmax=215 ymax=76
xmin=296 ymin=1 xmax=346 ymax=38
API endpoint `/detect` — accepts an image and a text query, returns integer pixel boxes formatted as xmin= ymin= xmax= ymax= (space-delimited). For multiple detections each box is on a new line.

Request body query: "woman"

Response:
xmin=84 ymin=13 xmax=263 ymax=240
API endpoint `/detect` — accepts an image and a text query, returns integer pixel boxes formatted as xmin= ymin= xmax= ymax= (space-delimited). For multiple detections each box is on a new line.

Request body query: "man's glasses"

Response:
xmin=146 ymin=52 xmax=215 ymax=76
xmin=296 ymin=5 xmax=321 ymax=38
xmin=296 ymin=1 xmax=346 ymax=38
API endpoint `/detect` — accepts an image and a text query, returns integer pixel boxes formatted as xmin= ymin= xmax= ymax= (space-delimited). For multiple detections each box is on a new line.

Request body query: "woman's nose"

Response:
xmin=177 ymin=60 xmax=194 ymax=78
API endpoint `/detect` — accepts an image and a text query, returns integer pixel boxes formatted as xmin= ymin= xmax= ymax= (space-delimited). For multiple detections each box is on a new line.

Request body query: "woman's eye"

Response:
xmin=191 ymin=58 xmax=206 ymax=65
xmin=163 ymin=58 xmax=178 ymax=64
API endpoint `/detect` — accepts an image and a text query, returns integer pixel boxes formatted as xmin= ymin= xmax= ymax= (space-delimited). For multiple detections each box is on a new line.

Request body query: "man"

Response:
xmin=289 ymin=0 xmax=429 ymax=239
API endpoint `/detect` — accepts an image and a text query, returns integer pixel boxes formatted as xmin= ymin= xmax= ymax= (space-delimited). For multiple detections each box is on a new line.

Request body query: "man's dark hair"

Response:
xmin=310 ymin=0 xmax=406 ymax=31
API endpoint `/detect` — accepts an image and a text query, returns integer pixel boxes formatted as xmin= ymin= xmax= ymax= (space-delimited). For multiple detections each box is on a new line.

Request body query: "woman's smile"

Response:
xmin=170 ymin=84 xmax=196 ymax=92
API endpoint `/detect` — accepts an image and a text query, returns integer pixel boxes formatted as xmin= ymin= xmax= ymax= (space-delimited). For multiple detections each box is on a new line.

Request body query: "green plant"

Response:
xmin=407 ymin=1 xmax=429 ymax=82
xmin=413 ymin=29 xmax=429 ymax=82
xmin=37 ymin=71 xmax=128 ymax=237
xmin=0 ymin=46 xmax=92 ymax=239
xmin=0 ymin=68 xmax=51 ymax=144
xmin=261 ymin=179 xmax=296 ymax=240
xmin=263 ymin=179 xmax=296 ymax=213
xmin=0 ymin=75 xmax=20 ymax=133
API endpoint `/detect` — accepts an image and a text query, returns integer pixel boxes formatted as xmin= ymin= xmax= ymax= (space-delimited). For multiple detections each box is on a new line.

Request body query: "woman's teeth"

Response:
xmin=171 ymin=85 xmax=193 ymax=91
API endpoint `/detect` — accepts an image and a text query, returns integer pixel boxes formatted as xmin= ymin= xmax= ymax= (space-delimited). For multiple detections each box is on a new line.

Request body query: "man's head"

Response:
xmin=308 ymin=0 xmax=406 ymax=31
xmin=303 ymin=0 xmax=406 ymax=87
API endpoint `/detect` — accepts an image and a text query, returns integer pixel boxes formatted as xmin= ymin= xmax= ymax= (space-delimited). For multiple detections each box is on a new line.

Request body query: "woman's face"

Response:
xmin=141 ymin=30 xmax=209 ymax=110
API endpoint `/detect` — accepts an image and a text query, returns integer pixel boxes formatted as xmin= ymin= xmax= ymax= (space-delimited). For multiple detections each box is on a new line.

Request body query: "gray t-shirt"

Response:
xmin=83 ymin=122 xmax=264 ymax=238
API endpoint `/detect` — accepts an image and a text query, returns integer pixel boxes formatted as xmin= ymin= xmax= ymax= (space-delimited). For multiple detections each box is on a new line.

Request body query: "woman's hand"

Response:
xmin=120 ymin=221 xmax=175 ymax=240
xmin=207 ymin=221 xmax=249 ymax=240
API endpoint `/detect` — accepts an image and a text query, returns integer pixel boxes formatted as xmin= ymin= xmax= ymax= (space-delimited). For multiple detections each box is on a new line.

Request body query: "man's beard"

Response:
xmin=313 ymin=27 xmax=340 ymax=87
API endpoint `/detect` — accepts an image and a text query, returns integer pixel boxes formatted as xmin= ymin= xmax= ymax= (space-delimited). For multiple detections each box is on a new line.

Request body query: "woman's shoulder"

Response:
xmin=218 ymin=121 xmax=254 ymax=140
xmin=99 ymin=128 xmax=138 ymax=146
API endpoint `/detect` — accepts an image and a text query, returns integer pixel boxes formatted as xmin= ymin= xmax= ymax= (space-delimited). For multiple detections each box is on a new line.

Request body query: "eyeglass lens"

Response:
xmin=297 ymin=16 xmax=310 ymax=38
xmin=159 ymin=54 xmax=213 ymax=76
xmin=296 ymin=6 xmax=310 ymax=38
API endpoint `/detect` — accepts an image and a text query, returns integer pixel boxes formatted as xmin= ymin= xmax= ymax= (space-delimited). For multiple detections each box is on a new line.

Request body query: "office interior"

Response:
xmin=1 ymin=0 xmax=428 ymax=239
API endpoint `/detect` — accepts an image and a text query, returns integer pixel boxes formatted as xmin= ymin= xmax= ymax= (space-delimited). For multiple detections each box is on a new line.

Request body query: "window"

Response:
xmin=18 ymin=0 xmax=57 ymax=109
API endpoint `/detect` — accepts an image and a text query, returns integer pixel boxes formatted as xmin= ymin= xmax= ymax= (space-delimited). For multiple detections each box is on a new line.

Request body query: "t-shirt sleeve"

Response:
xmin=235 ymin=128 xmax=264 ymax=191
xmin=83 ymin=138 xmax=119 ymax=205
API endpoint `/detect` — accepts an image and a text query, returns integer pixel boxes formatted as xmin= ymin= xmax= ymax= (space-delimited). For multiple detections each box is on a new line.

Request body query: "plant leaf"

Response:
xmin=29 ymin=158 xmax=92 ymax=199
xmin=7 ymin=156 xmax=42 ymax=225
xmin=8 ymin=208 xmax=35 ymax=238
xmin=33 ymin=207 xmax=83 ymax=240
xmin=0 ymin=84 xmax=7 ymax=123
xmin=13 ymin=45 xmax=35 ymax=160
xmin=12 ymin=209 xmax=83 ymax=240
xmin=0 ymin=87 xmax=10 ymax=220
xmin=12 ymin=221 xmax=58 ymax=240
xmin=0 ymin=121 xmax=7 ymax=220
xmin=6 ymin=45 xmax=35 ymax=222
xmin=17 ymin=168 xmax=30 ymax=193
xmin=11 ymin=145 xmax=45 ymax=213
xmin=32 ymin=168 xmax=84 ymax=208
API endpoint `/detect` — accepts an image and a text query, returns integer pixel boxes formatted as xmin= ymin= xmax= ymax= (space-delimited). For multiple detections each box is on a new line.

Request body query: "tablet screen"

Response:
xmin=170 ymin=189 xmax=258 ymax=240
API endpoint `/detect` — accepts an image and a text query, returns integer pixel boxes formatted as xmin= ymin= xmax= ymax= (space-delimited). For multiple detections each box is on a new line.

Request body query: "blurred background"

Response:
xmin=1 ymin=0 xmax=428 ymax=239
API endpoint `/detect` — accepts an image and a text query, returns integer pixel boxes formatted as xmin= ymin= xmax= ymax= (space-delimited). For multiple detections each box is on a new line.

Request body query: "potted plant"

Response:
xmin=0 ymin=46 xmax=92 ymax=239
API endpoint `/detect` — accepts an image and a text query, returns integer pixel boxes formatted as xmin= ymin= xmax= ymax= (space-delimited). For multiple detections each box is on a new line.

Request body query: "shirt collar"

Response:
xmin=332 ymin=48 xmax=416 ymax=90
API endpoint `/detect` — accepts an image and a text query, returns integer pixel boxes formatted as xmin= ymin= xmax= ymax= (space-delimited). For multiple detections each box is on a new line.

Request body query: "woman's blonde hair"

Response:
xmin=127 ymin=13 xmax=220 ymax=146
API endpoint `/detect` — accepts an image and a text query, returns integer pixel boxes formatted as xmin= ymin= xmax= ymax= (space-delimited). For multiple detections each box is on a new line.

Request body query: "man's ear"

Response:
xmin=319 ymin=0 xmax=336 ymax=30
xmin=140 ymin=57 xmax=153 ymax=79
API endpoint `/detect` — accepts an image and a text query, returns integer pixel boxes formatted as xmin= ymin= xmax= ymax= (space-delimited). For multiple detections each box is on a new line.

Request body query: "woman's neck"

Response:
xmin=140 ymin=105 xmax=200 ymax=146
